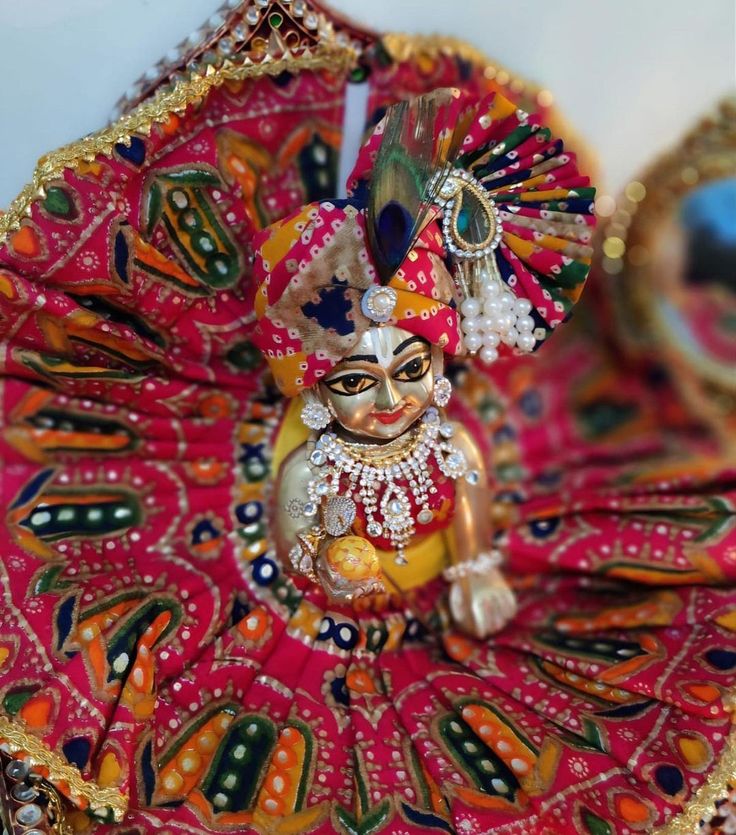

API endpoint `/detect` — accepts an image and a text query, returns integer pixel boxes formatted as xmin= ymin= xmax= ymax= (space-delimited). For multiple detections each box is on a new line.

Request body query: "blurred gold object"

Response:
xmin=603 ymin=96 xmax=736 ymax=449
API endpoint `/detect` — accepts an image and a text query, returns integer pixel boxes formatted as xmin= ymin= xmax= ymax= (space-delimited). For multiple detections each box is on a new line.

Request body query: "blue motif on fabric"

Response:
xmin=141 ymin=740 xmax=156 ymax=805
xmin=114 ymin=226 xmax=130 ymax=283
xmin=520 ymin=389 xmax=543 ymax=419
xmin=192 ymin=518 xmax=220 ymax=545
xmin=10 ymin=468 xmax=53 ymax=509
xmin=529 ymin=517 xmax=560 ymax=539
xmin=330 ymin=197 xmax=365 ymax=211
xmin=238 ymin=442 xmax=267 ymax=464
xmin=56 ymin=596 xmax=77 ymax=655
xmin=330 ymin=675 xmax=350 ymax=706
xmin=654 ymin=764 xmax=685 ymax=796
xmin=62 ymin=737 xmax=91 ymax=770
xmin=401 ymin=803 xmax=454 ymax=832
xmin=302 ymin=277 xmax=356 ymax=336
xmin=236 ymin=501 xmax=263 ymax=525
xmin=230 ymin=598 xmax=251 ymax=626
xmin=597 ymin=699 xmax=653 ymax=718
xmin=317 ymin=616 xmax=359 ymax=650
xmin=251 ymin=554 xmax=279 ymax=587
xmin=115 ymin=136 xmax=146 ymax=166
xmin=496 ymin=249 xmax=516 ymax=285
xmin=705 ymin=648 xmax=736 ymax=670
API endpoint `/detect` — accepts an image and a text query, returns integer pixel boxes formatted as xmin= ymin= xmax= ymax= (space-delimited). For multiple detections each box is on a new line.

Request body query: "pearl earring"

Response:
xmin=433 ymin=375 xmax=452 ymax=408
xmin=301 ymin=398 xmax=332 ymax=431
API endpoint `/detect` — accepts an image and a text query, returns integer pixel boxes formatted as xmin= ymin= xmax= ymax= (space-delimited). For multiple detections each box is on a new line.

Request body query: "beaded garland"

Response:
xmin=305 ymin=407 xmax=467 ymax=565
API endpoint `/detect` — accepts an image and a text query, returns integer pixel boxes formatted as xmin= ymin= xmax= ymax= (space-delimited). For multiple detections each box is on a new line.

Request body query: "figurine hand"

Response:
xmin=317 ymin=535 xmax=386 ymax=603
xmin=319 ymin=573 xmax=385 ymax=604
xmin=449 ymin=567 xmax=517 ymax=639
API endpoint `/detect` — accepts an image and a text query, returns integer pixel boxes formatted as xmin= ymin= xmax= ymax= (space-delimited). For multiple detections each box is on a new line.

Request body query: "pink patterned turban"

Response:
xmin=251 ymin=200 xmax=461 ymax=397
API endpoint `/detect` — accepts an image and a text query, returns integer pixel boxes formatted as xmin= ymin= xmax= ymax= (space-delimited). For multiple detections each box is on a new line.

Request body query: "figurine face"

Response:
xmin=319 ymin=326 xmax=439 ymax=441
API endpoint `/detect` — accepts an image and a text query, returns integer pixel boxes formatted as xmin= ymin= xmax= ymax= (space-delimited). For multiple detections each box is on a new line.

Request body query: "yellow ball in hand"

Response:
xmin=325 ymin=536 xmax=381 ymax=583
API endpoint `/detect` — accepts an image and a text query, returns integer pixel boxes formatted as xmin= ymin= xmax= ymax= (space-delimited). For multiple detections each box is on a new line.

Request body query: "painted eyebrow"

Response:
xmin=393 ymin=335 xmax=429 ymax=356
xmin=341 ymin=353 xmax=379 ymax=364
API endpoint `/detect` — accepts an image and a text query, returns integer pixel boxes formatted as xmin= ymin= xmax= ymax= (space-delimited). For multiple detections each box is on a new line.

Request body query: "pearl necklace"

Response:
xmin=305 ymin=408 xmax=468 ymax=564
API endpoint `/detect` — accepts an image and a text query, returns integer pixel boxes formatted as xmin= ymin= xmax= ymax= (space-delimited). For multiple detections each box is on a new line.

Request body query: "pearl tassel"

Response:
xmin=459 ymin=260 xmax=536 ymax=362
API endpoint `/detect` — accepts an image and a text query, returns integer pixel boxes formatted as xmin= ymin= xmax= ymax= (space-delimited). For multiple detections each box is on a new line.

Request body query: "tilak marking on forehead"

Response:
xmin=344 ymin=330 xmax=429 ymax=367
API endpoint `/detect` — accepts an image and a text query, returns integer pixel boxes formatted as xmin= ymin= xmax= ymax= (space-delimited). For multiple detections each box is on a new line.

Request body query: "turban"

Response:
xmin=251 ymin=88 xmax=596 ymax=397
xmin=251 ymin=200 xmax=461 ymax=397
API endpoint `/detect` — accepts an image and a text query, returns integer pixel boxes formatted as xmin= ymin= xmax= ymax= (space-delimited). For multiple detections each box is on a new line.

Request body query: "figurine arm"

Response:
xmin=445 ymin=422 xmax=517 ymax=638
xmin=274 ymin=444 xmax=384 ymax=599
xmin=274 ymin=444 xmax=316 ymax=567
xmin=445 ymin=422 xmax=491 ymax=565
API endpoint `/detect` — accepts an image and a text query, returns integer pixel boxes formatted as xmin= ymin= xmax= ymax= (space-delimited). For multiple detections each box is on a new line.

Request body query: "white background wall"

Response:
xmin=0 ymin=0 xmax=733 ymax=207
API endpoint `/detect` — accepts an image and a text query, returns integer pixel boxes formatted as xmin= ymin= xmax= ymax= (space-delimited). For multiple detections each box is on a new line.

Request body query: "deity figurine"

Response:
xmin=1 ymin=15 xmax=735 ymax=824
xmin=252 ymin=88 xmax=593 ymax=637
xmin=276 ymin=323 xmax=518 ymax=638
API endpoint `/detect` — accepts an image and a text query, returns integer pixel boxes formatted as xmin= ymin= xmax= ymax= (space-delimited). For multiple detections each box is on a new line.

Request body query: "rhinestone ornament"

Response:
xmin=323 ymin=495 xmax=357 ymax=536
xmin=433 ymin=375 xmax=452 ymax=408
xmin=433 ymin=168 xmax=503 ymax=260
xmin=361 ymin=285 xmax=398 ymax=323
xmin=306 ymin=407 xmax=467 ymax=565
xmin=301 ymin=400 xmax=332 ymax=431
xmin=431 ymin=166 xmax=539 ymax=363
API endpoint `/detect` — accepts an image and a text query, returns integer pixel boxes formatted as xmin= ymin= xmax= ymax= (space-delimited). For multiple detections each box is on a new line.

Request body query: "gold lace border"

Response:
xmin=0 ymin=714 xmax=128 ymax=822
xmin=1 ymin=711 xmax=734 ymax=827
xmin=0 ymin=29 xmax=592 ymax=248
xmin=653 ymin=724 xmax=736 ymax=835
xmin=381 ymin=32 xmax=537 ymax=90
xmin=0 ymin=47 xmax=355 ymax=243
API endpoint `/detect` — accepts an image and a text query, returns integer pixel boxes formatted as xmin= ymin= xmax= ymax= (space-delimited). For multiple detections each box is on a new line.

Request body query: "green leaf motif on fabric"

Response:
xmin=335 ymin=799 xmax=392 ymax=835
xmin=582 ymin=807 xmax=613 ymax=835
xmin=201 ymin=714 xmax=277 ymax=812
xmin=34 ymin=564 xmax=71 ymax=595
xmin=142 ymin=165 xmax=243 ymax=290
xmin=43 ymin=186 xmax=76 ymax=220
xmin=226 ymin=341 xmax=263 ymax=372
xmin=3 ymin=687 xmax=38 ymax=716
xmin=104 ymin=597 xmax=182 ymax=683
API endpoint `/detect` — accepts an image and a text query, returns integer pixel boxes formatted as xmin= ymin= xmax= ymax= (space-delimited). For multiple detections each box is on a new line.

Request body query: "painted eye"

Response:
xmin=394 ymin=354 xmax=431 ymax=382
xmin=324 ymin=373 xmax=379 ymax=396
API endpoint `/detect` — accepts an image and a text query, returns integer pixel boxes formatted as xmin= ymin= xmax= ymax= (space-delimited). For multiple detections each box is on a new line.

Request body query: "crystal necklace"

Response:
xmin=305 ymin=407 xmax=468 ymax=565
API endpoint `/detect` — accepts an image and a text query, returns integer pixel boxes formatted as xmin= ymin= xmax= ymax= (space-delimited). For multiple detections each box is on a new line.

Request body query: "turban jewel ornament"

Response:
xmin=252 ymin=88 xmax=596 ymax=395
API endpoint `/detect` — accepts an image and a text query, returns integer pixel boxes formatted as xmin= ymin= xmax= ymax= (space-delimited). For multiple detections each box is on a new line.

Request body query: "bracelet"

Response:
xmin=443 ymin=550 xmax=502 ymax=583
xmin=287 ymin=526 xmax=324 ymax=580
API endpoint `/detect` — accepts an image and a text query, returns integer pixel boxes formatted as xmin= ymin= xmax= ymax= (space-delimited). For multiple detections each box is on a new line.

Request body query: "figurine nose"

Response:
xmin=375 ymin=376 xmax=401 ymax=411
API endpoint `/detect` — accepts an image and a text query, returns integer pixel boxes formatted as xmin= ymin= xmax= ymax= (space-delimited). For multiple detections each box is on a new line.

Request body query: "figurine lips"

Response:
xmin=372 ymin=406 xmax=407 ymax=425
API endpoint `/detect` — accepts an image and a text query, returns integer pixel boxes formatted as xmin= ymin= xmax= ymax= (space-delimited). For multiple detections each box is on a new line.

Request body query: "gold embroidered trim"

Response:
xmin=653 ymin=725 xmax=736 ymax=835
xmin=381 ymin=33 xmax=543 ymax=97
xmin=44 ymin=779 xmax=74 ymax=835
xmin=0 ymin=47 xmax=355 ymax=244
xmin=0 ymin=707 xmax=732 ymax=828
xmin=0 ymin=715 xmax=128 ymax=822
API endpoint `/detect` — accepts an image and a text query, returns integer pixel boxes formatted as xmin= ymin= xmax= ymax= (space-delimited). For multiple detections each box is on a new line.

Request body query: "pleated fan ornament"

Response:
xmin=348 ymin=87 xmax=597 ymax=363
